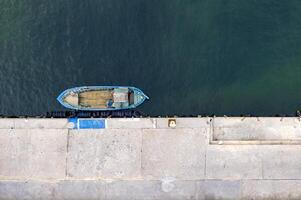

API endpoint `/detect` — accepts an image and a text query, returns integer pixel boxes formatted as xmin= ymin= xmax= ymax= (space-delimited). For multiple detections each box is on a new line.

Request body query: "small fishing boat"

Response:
xmin=57 ymin=86 xmax=149 ymax=110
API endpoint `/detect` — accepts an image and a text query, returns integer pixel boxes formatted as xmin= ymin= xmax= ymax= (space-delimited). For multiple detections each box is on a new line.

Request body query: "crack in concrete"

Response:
xmin=65 ymin=130 xmax=70 ymax=178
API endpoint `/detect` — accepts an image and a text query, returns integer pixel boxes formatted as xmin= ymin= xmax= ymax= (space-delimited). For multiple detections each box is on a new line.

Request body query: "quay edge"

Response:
xmin=1 ymin=117 xmax=301 ymax=199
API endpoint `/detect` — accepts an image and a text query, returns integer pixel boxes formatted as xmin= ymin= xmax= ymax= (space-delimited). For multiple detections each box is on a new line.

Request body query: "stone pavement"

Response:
xmin=1 ymin=117 xmax=301 ymax=199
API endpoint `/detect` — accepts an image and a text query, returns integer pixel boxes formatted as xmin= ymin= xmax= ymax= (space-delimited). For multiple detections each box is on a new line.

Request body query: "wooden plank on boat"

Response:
xmin=78 ymin=90 xmax=113 ymax=109
xmin=79 ymin=90 xmax=113 ymax=99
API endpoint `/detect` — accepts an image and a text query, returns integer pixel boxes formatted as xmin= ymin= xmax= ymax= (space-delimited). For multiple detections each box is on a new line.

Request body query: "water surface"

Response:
xmin=1 ymin=0 xmax=301 ymax=116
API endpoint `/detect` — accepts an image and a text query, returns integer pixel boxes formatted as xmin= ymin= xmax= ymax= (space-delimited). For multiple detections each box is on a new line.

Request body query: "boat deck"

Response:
xmin=78 ymin=90 xmax=113 ymax=108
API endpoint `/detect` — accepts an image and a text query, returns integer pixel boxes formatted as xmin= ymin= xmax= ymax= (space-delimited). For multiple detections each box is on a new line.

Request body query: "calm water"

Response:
xmin=1 ymin=0 xmax=301 ymax=116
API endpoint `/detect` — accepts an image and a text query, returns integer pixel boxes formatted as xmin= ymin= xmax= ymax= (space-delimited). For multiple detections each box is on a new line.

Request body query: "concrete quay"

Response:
xmin=1 ymin=117 xmax=301 ymax=199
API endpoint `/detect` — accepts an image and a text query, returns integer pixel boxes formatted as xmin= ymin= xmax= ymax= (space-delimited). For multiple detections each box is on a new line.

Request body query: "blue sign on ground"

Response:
xmin=68 ymin=118 xmax=106 ymax=129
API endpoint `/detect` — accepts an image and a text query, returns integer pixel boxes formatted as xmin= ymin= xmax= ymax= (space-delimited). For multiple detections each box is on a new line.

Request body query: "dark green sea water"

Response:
xmin=1 ymin=0 xmax=301 ymax=116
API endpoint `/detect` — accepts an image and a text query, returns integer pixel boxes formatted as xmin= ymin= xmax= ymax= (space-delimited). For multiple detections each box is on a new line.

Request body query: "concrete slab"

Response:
xmin=156 ymin=118 xmax=210 ymax=129
xmin=67 ymin=129 xmax=142 ymax=179
xmin=0 ymin=129 xmax=31 ymax=178
xmin=27 ymin=129 xmax=67 ymax=179
xmin=142 ymin=129 xmax=206 ymax=180
xmin=0 ymin=119 xmax=14 ymax=129
xmin=196 ymin=180 xmax=241 ymax=200
xmin=0 ymin=180 xmax=56 ymax=200
xmin=4 ymin=179 xmax=301 ymax=200
xmin=54 ymin=180 xmax=105 ymax=200
xmin=213 ymin=117 xmax=301 ymax=127
xmin=212 ymin=117 xmax=301 ymax=141
xmin=242 ymin=180 xmax=301 ymax=200
xmin=105 ymin=180 xmax=196 ymax=200
xmin=13 ymin=118 xmax=69 ymax=129
xmin=0 ymin=180 xmax=195 ymax=200
xmin=205 ymin=145 xmax=262 ymax=179
xmin=0 ymin=129 xmax=67 ymax=179
xmin=0 ymin=180 xmax=105 ymax=200
xmin=106 ymin=118 xmax=156 ymax=129
xmin=261 ymin=145 xmax=301 ymax=179
xmin=3 ymin=117 xmax=301 ymax=199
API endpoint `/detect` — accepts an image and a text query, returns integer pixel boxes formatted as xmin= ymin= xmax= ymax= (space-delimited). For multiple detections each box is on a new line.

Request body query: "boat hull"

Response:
xmin=57 ymin=86 xmax=149 ymax=111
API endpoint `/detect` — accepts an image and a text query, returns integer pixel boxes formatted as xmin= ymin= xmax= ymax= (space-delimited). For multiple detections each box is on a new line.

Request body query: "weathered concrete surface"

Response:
xmin=197 ymin=180 xmax=241 ymax=200
xmin=212 ymin=117 xmax=301 ymax=143
xmin=2 ymin=179 xmax=301 ymax=200
xmin=142 ymin=129 xmax=206 ymax=180
xmin=106 ymin=118 xmax=156 ymax=129
xmin=156 ymin=118 xmax=210 ymax=128
xmin=67 ymin=129 xmax=142 ymax=179
xmin=0 ymin=128 xmax=67 ymax=179
xmin=241 ymin=180 xmax=301 ymax=200
xmin=105 ymin=180 xmax=196 ymax=200
xmin=206 ymin=145 xmax=262 ymax=179
xmin=261 ymin=145 xmax=301 ymax=179
xmin=1 ymin=117 xmax=301 ymax=199
xmin=0 ymin=118 xmax=69 ymax=129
